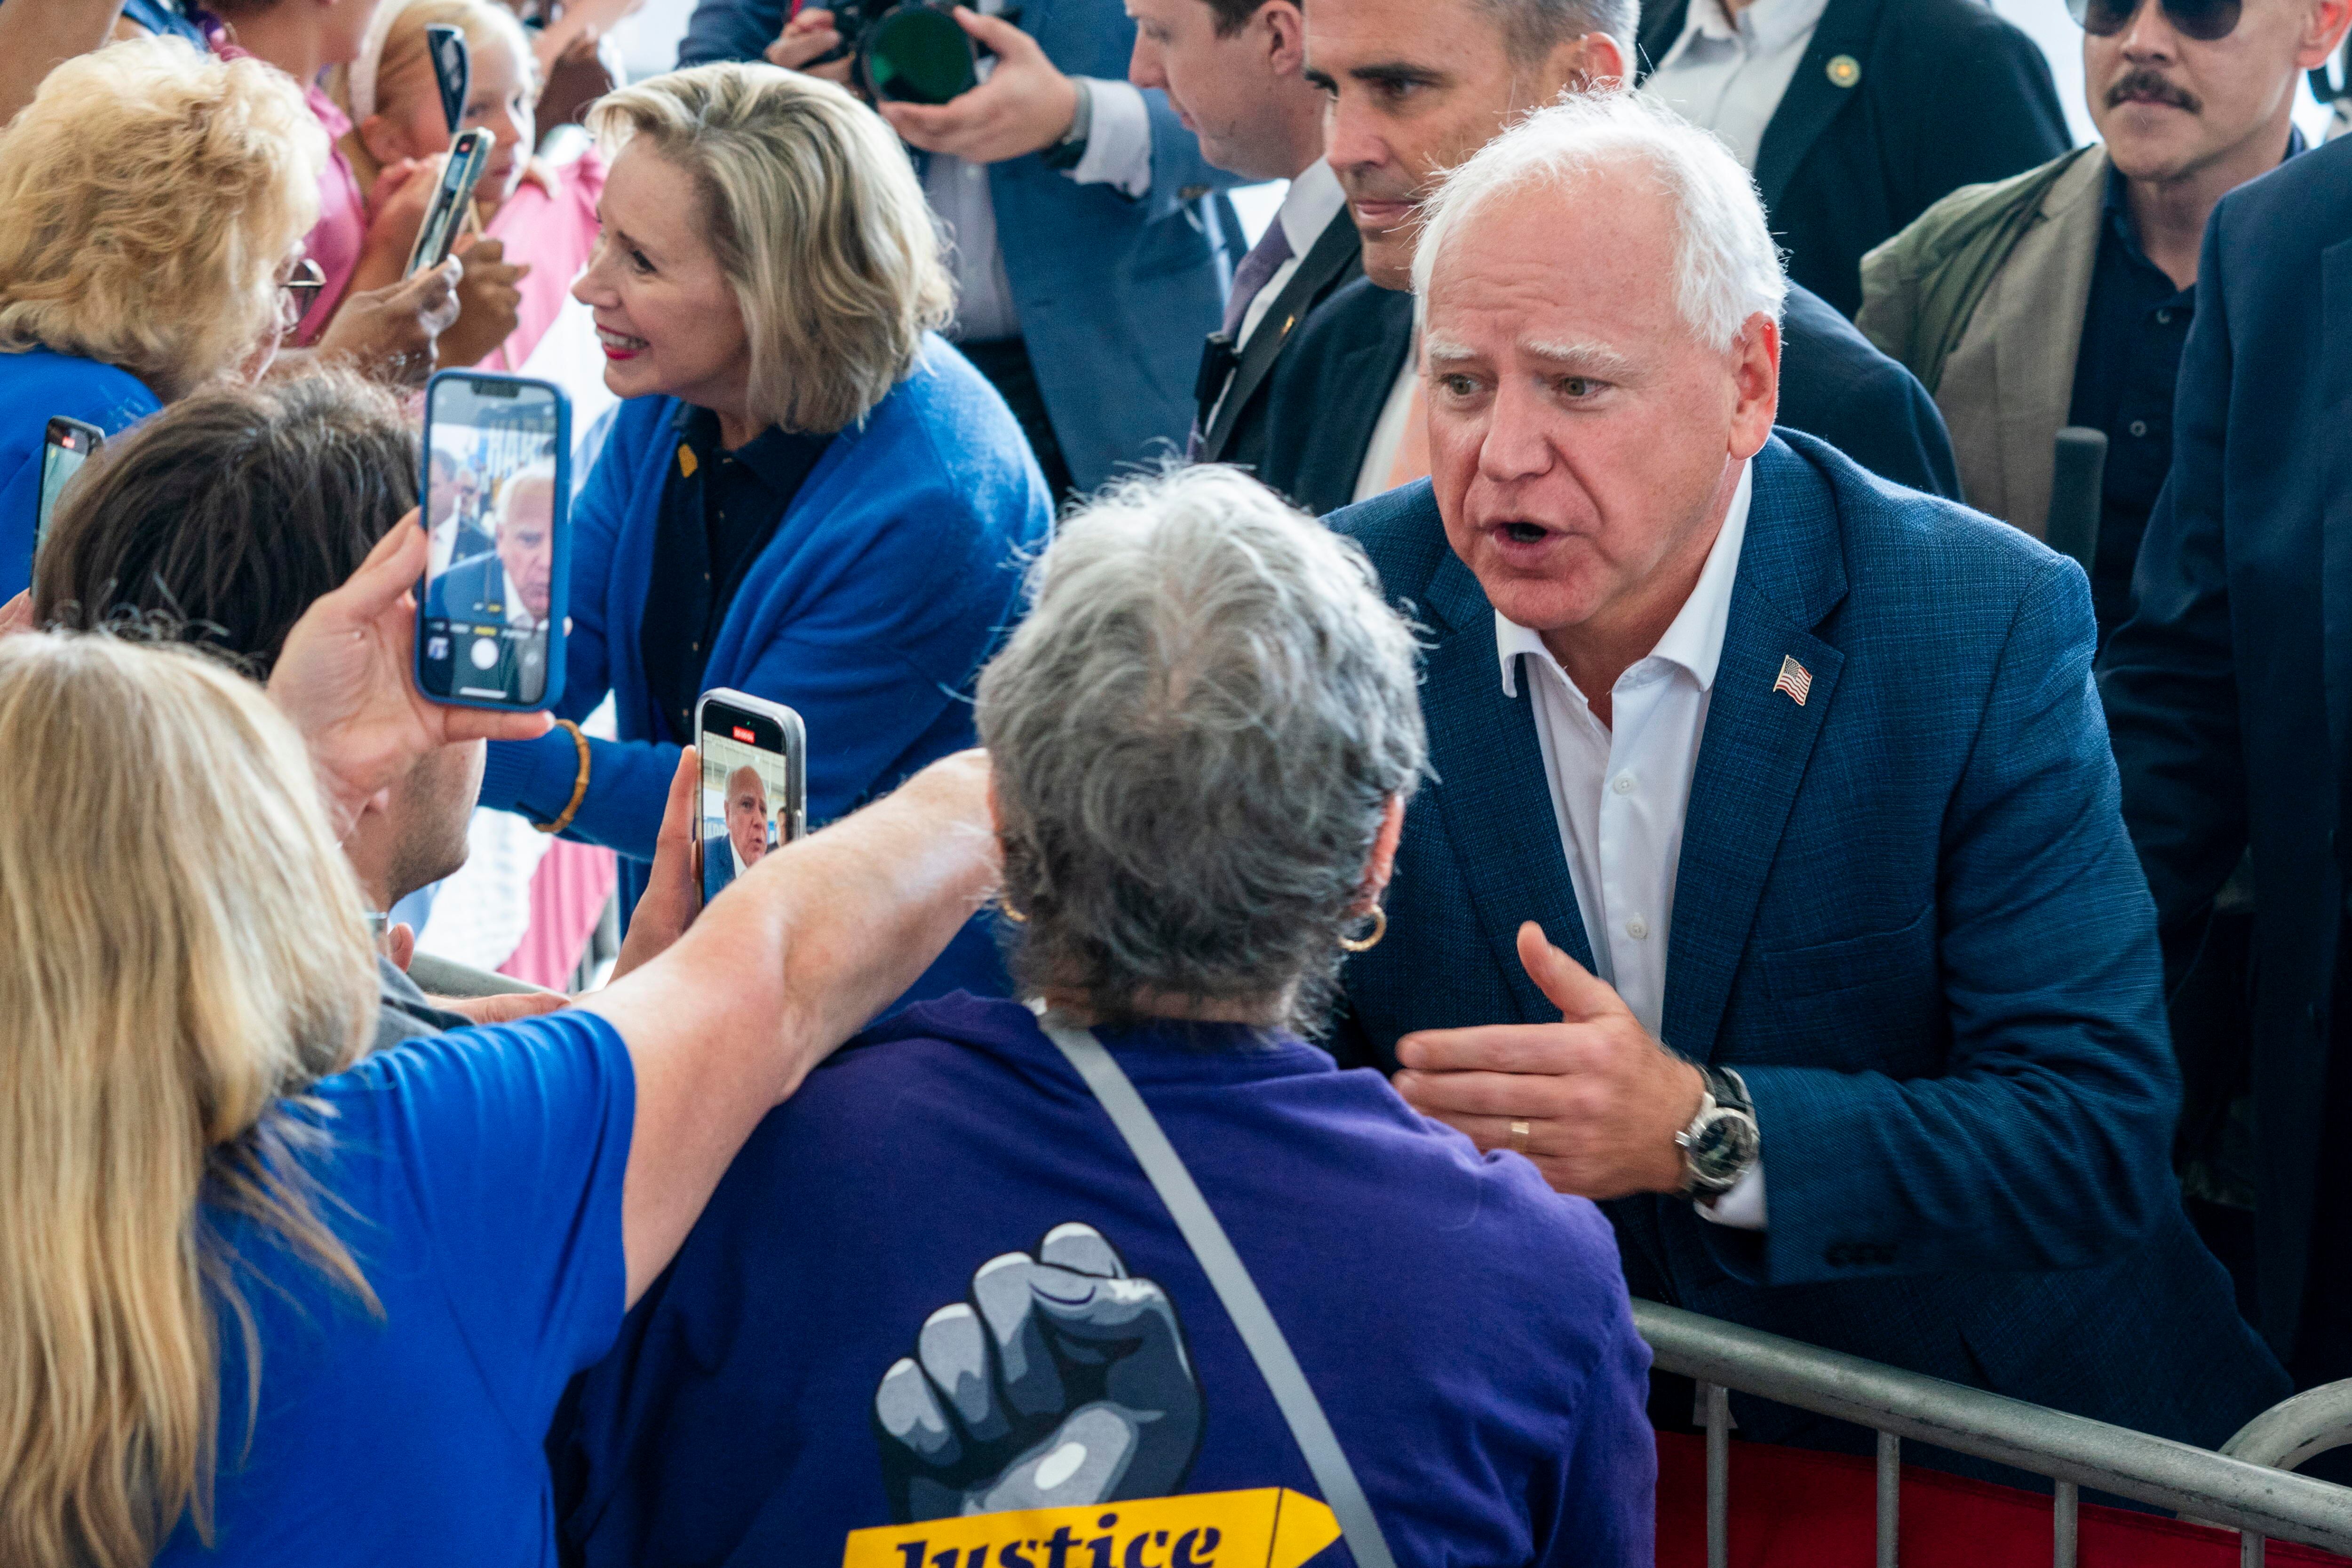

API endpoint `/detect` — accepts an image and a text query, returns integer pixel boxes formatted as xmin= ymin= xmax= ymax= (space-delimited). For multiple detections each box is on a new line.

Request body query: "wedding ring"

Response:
xmin=1509 ymin=1119 xmax=1532 ymax=1154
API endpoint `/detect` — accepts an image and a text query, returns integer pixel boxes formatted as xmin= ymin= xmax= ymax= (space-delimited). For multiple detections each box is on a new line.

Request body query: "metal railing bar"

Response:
xmin=2053 ymin=1480 xmax=2077 ymax=1568
xmin=2243 ymin=1533 xmax=2265 ymax=1568
xmin=1634 ymin=1300 xmax=2352 ymax=1554
xmin=1877 ymin=1431 xmax=1900 ymax=1568
xmin=1705 ymin=1380 xmax=1730 ymax=1568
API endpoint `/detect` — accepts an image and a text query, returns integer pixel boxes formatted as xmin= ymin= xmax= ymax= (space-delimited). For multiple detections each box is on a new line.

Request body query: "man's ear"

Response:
xmin=1549 ymin=30 xmax=1629 ymax=95
xmin=2298 ymin=0 xmax=2352 ymax=68
xmin=1263 ymin=0 xmax=1308 ymax=75
xmin=1728 ymin=311 xmax=1781 ymax=460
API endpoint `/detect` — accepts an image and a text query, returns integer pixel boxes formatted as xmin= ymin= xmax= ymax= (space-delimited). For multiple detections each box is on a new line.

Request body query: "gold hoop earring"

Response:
xmin=1339 ymin=905 xmax=1387 ymax=954
xmin=996 ymin=899 xmax=1028 ymax=924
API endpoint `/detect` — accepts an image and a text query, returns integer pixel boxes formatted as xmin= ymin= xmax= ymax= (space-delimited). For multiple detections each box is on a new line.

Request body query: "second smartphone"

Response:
xmin=694 ymin=689 xmax=807 ymax=910
xmin=415 ymin=370 xmax=570 ymax=710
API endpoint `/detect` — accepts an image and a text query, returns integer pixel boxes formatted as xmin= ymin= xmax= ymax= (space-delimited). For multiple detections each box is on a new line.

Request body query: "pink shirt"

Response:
xmin=483 ymin=150 xmax=608 ymax=373
xmin=210 ymin=40 xmax=366 ymax=346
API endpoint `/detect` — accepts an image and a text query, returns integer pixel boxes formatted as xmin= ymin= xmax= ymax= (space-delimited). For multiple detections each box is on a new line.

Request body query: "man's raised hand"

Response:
xmin=1392 ymin=920 xmax=1704 ymax=1199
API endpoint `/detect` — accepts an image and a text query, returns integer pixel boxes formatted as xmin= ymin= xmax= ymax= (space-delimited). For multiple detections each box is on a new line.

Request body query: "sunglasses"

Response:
xmin=2068 ymin=0 xmax=2241 ymax=41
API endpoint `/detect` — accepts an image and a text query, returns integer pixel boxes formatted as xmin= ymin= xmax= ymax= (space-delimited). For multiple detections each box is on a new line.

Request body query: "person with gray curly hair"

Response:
xmin=551 ymin=464 xmax=1656 ymax=1567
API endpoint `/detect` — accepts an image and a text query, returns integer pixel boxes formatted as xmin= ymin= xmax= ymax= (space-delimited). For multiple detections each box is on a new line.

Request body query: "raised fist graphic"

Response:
xmin=874 ymin=1223 xmax=1203 ymax=1521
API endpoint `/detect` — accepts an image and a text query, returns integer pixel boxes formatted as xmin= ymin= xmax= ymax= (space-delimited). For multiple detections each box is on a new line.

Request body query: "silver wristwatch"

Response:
xmin=1674 ymin=1064 xmax=1760 ymax=1197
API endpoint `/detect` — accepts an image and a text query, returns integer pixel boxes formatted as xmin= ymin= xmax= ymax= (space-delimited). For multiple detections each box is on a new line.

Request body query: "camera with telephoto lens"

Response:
xmin=814 ymin=0 xmax=985 ymax=105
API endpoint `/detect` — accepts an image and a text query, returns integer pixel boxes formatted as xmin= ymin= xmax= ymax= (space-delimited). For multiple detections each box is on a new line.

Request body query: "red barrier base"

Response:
xmin=1657 ymin=1431 xmax=2352 ymax=1567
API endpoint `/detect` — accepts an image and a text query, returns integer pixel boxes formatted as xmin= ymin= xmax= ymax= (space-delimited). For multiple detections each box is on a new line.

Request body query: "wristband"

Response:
xmin=532 ymin=719 xmax=590 ymax=836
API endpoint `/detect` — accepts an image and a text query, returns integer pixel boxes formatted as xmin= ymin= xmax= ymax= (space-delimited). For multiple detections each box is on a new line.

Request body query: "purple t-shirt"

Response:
xmin=157 ymin=1010 xmax=636 ymax=1566
xmin=556 ymin=994 xmax=1654 ymax=1567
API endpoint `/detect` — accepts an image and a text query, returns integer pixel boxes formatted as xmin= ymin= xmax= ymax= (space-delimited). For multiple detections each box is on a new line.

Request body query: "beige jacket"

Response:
xmin=1857 ymin=146 xmax=2111 ymax=539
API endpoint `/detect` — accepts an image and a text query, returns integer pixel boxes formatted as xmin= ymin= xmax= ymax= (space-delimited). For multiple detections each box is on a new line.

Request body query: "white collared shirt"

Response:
xmin=1496 ymin=459 xmax=1766 ymax=1227
xmin=1352 ymin=344 xmax=1421 ymax=503
xmin=1640 ymin=0 xmax=1831 ymax=170
xmin=1237 ymin=160 xmax=1348 ymax=350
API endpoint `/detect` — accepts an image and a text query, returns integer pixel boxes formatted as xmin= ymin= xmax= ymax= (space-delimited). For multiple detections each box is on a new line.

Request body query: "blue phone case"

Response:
xmin=415 ymin=369 xmax=572 ymax=713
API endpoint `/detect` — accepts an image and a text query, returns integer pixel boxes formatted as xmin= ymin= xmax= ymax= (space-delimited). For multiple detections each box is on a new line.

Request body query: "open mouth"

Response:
xmin=596 ymin=326 xmax=650 ymax=358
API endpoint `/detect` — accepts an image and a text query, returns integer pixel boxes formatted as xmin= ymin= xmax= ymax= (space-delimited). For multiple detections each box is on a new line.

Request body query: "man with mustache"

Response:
xmin=1250 ymin=0 xmax=1962 ymax=519
xmin=1859 ymin=0 xmax=2352 ymax=642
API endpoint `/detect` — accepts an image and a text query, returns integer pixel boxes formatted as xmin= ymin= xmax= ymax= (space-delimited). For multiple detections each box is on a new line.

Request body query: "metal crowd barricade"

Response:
xmin=1635 ymin=1300 xmax=2352 ymax=1568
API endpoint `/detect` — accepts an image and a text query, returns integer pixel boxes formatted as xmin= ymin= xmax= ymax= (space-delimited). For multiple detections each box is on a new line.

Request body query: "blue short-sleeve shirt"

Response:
xmin=156 ymin=1009 xmax=636 ymax=1566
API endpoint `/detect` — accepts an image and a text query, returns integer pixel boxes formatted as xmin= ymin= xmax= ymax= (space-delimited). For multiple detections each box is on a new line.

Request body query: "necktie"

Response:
xmin=1222 ymin=220 xmax=1295 ymax=342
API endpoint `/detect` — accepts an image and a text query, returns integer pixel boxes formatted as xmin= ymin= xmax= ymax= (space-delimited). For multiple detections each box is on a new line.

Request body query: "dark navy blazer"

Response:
xmin=1331 ymin=435 xmax=2285 ymax=1453
xmin=2101 ymin=134 xmax=2352 ymax=1363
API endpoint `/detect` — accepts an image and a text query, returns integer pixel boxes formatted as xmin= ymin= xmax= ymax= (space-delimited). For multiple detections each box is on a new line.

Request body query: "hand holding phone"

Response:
xmin=694 ymin=690 xmax=808 ymax=910
xmin=415 ymin=371 xmax=571 ymax=711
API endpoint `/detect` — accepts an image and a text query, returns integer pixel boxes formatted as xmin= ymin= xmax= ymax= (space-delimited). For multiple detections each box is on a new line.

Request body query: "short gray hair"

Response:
xmin=1476 ymin=0 xmax=1637 ymax=64
xmin=977 ymin=466 xmax=1427 ymax=1032
xmin=589 ymin=64 xmax=954 ymax=434
xmin=1412 ymin=90 xmax=1786 ymax=352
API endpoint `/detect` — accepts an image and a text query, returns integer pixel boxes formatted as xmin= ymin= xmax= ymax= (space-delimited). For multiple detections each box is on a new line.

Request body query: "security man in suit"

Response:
xmin=1124 ymin=0 xmax=1362 ymax=474
xmin=2103 ymin=131 xmax=2352 ymax=1392
xmin=687 ymin=0 xmax=1245 ymax=497
xmin=1859 ymin=0 xmax=2350 ymax=640
xmin=1256 ymin=0 xmax=1960 ymax=520
xmin=1335 ymin=93 xmax=2285 ymax=1463
xmin=1634 ymin=0 xmax=2069 ymax=317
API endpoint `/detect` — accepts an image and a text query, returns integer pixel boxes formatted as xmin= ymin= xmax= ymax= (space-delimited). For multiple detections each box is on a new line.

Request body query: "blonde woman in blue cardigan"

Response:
xmin=480 ymin=63 xmax=1051 ymax=1003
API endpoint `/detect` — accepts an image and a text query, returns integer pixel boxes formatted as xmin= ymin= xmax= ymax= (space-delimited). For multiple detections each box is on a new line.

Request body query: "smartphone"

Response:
xmin=694 ymin=689 xmax=808 ymax=909
xmin=34 ymin=416 xmax=103 ymax=559
xmin=404 ymin=128 xmax=494 ymax=279
xmin=415 ymin=371 xmax=570 ymax=710
xmin=426 ymin=23 xmax=470 ymax=135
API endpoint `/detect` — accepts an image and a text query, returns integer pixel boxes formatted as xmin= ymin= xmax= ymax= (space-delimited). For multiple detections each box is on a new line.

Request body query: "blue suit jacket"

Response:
xmin=682 ymin=0 xmax=1243 ymax=492
xmin=1332 ymin=436 xmax=2284 ymax=1455
xmin=478 ymin=337 xmax=1050 ymax=1004
xmin=2100 ymin=134 xmax=2352 ymax=1362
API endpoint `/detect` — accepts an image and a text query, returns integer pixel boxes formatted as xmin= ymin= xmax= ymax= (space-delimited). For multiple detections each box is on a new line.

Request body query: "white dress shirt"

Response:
xmin=1639 ymin=0 xmax=1830 ymax=170
xmin=1495 ymin=459 xmax=1765 ymax=1227
xmin=926 ymin=14 xmax=1155 ymax=343
xmin=1352 ymin=348 xmax=1421 ymax=503
xmin=1236 ymin=160 xmax=1348 ymax=350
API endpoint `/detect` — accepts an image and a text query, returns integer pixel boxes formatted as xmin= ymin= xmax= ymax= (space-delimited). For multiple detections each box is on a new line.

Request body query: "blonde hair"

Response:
xmin=0 ymin=634 xmax=380 ymax=1567
xmin=589 ymin=64 xmax=955 ymax=434
xmin=334 ymin=0 xmax=538 ymax=190
xmin=0 ymin=37 xmax=326 ymax=401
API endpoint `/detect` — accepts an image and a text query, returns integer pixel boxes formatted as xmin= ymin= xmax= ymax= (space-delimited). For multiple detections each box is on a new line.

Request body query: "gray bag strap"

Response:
xmin=1036 ymin=1013 xmax=1399 ymax=1568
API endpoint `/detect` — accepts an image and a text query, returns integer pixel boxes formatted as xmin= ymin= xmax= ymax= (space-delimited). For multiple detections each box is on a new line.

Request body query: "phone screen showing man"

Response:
xmin=418 ymin=376 xmax=563 ymax=707
xmin=699 ymin=725 xmax=798 ymax=907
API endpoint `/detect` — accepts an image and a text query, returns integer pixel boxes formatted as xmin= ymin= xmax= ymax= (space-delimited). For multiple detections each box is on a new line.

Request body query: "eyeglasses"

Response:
xmin=278 ymin=257 xmax=327 ymax=330
xmin=2068 ymin=0 xmax=2242 ymax=42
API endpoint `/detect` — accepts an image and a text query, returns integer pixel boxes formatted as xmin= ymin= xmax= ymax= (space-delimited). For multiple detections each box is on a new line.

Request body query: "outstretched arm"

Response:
xmin=583 ymin=748 xmax=1000 ymax=1304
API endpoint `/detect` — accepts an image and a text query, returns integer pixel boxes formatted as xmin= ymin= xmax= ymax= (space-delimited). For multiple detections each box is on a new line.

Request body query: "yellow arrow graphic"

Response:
xmin=842 ymin=1488 xmax=1343 ymax=1568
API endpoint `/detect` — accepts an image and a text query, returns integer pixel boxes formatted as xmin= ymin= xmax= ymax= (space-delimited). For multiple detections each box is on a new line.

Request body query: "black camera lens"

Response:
xmin=864 ymin=6 xmax=977 ymax=103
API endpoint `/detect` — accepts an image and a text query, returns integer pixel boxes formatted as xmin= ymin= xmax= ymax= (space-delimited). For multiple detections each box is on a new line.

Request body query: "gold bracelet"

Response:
xmin=532 ymin=719 xmax=590 ymax=835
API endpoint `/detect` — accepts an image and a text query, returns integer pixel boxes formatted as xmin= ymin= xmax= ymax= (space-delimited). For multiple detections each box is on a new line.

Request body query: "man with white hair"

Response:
xmin=426 ymin=459 xmax=558 ymax=705
xmin=1333 ymin=92 xmax=2287 ymax=1460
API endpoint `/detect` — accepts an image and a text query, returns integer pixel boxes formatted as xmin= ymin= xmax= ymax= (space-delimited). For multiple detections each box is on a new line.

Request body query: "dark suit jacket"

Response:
xmin=1637 ymin=0 xmax=2070 ymax=317
xmin=2100 ymin=135 xmax=2352 ymax=1362
xmin=1196 ymin=204 xmax=1363 ymax=478
xmin=1257 ymin=275 xmax=1961 ymax=518
xmin=1330 ymin=437 xmax=2285 ymax=1453
xmin=424 ymin=552 xmax=546 ymax=704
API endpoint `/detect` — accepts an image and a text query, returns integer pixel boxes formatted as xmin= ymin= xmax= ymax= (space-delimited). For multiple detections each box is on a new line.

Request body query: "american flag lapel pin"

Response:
xmin=1772 ymin=654 xmax=1812 ymax=706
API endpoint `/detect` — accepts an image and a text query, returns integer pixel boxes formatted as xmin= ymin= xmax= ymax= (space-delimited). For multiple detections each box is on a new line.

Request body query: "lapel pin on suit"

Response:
xmin=1826 ymin=54 xmax=1861 ymax=88
xmin=1773 ymin=654 xmax=1814 ymax=706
